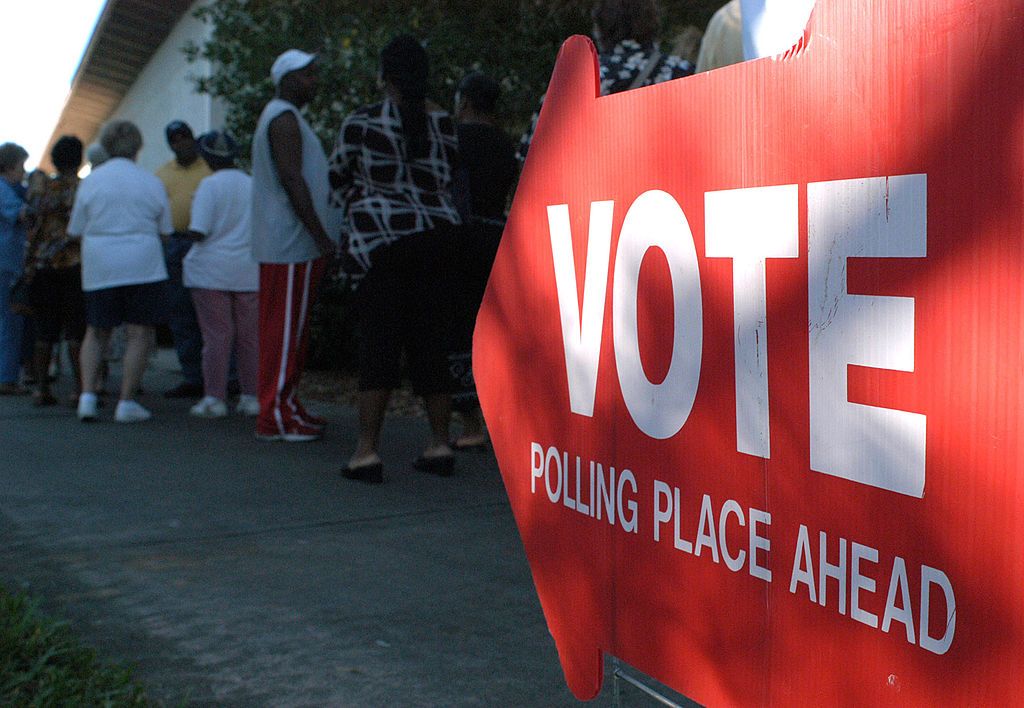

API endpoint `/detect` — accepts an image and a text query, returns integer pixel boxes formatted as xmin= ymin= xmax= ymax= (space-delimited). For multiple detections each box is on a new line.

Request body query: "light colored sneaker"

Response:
xmin=114 ymin=399 xmax=152 ymax=423
xmin=77 ymin=392 xmax=98 ymax=422
xmin=190 ymin=396 xmax=228 ymax=418
xmin=235 ymin=394 xmax=260 ymax=417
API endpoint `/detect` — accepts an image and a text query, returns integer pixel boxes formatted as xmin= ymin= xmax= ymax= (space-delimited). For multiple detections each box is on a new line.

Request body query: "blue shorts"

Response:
xmin=85 ymin=281 xmax=168 ymax=329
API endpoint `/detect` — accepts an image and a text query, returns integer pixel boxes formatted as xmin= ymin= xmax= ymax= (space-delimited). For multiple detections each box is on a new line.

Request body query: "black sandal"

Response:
xmin=341 ymin=462 xmax=384 ymax=485
xmin=451 ymin=437 xmax=489 ymax=452
xmin=32 ymin=391 xmax=57 ymax=407
xmin=413 ymin=455 xmax=454 ymax=477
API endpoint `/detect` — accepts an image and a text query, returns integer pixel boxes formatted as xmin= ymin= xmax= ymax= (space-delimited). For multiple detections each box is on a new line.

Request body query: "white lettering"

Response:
xmin=882 ymin=556 xmax=915 ymax=644
xmin=596 ymin=464 xmax=615 ymax=523
xmin=850 ymin=542 xmax=879 ymax=628
xmin=705 ymin=184 xmax=799 ymax=458
xmin=561 ymin=453 xmax=576 ymax=511
xmin=548 ymin=201 xmax=614 ymax=417
xmin=544 ymin=446 xmax=562 ymax=503
xmin=749 ymin=508 xmax=772 ymax=582
xmin=807 ymin=174 xmax=927 ymax=497
xmin=613 ymin=190 xmax=702 ymax=439
xmin=530 ymin=442 xmax=543 ymax=494
xmin=694 ymin=494 xmax=721 ymax=563
xmin=719 ymin=499 xmax=746 ymax=572
xmin=617 ymin=469 xmax=639 ymax=534
xmin=819 ymin=532 xmax=847 ymax=614
xmin=673 ymin=488 xmax=694 ymax=553
xmin=653 ymin=481 xmax=672 ymax=543
xmin=790 ymin=524 xmax=817 ymax=601
xmin=920 ymin=565 xmax=956 ymax=655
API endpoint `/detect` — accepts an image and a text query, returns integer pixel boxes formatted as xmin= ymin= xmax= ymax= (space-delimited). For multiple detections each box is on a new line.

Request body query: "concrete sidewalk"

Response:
xmin=0 ymin=350 xmax=686 ymax=706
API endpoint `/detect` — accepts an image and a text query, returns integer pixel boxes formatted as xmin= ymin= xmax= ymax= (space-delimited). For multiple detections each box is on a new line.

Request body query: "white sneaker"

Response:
xmin=235 ymin=394 xmax=260 ymax=417
xmin=77 ymin=392 xmax=98 ymax=422
xmin=190 ymin=396 xmax=228 ymax=418
xmin=114 ymin=399 xmax=152 ymax=423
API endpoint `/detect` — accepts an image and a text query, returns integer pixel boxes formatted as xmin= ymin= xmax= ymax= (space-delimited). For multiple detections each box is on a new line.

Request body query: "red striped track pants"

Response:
xmin=257 ymin=258 xmax=325 ymax=434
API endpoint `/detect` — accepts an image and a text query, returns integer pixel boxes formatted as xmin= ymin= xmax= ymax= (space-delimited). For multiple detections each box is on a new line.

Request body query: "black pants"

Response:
xmin=356 ymin=229 xmax=455 ymax=396
xmin=29 ymin=265 xmax=87 ymax=343
xmin=448 ymin=221 xmax=502 ymax=411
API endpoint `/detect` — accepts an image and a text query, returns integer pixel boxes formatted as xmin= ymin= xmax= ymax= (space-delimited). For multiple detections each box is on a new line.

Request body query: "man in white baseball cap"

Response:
xmin=270 ymin=49 xmax=317 ymax=86
xmin=249 ymin=48 xmax=337 ymax=442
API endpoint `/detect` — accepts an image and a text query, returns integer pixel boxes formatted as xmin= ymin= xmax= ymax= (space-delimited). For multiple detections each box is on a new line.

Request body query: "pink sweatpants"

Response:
xmin=190 ymin=289 xmax=259 ymax=400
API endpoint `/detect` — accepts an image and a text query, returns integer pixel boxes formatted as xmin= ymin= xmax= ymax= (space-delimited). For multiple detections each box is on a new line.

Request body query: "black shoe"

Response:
xmin=413 ymin=455 xmax=454 ymax=477
xmin=341 ymin=462 xmax=384 ymax=485
xmin=164 ymin=382 xmax=203 ymax=399
xmin=451 ymin=437 xmax=489 ymax=452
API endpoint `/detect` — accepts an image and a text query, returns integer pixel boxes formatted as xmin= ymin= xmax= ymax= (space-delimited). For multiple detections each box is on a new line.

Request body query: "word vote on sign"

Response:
xmin=474 ymin=0 xmax=1024 ymax=704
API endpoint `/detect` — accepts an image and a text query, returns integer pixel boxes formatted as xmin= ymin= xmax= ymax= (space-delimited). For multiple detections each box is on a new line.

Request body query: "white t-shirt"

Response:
xmin=250 ymin=98 xmax=339 ymax=263
xmin=68 ymin=158 xmax=172 ymax=292
xmin=184 ymin=169 xmax=259 ymax=291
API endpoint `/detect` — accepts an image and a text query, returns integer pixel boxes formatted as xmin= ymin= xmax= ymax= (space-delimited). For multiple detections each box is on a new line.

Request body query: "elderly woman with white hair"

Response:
xmin=68 ymin=120 xmax=173 ymax=423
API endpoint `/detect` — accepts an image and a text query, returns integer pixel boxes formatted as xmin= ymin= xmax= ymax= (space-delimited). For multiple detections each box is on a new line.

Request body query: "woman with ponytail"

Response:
xmin=329 ymin=34 xmax=462 ymax=484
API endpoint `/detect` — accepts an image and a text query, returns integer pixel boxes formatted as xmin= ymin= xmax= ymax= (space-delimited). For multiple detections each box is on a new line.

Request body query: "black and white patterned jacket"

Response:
xmin=329 ymin=98 xmax=462 ymax=272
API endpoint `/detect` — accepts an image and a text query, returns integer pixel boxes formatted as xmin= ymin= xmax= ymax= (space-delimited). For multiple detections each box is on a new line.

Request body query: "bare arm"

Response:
xmin=268 ymin=111 xmax=335 ymax=256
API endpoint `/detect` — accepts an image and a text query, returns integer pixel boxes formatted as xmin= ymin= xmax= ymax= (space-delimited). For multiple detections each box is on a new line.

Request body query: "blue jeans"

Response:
xmin=0 ymin=270 xmax=25 ymax=384
xmin=163 ymin=236 xmax=203 ymax=386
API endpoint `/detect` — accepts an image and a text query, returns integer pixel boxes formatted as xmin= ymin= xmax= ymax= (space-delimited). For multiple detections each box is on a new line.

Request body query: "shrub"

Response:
xmin=185 ymin=0 xmax=723 ymax=159
xmin=186 ymin=0 xmax=724 ymax=371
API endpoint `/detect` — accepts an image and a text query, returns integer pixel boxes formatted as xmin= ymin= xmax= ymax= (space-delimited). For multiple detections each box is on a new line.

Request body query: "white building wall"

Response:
xmin=110 ymin=1 xmax=224 ymax=173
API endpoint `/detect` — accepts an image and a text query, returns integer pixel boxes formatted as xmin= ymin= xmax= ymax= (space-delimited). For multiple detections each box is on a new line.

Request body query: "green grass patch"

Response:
xmin=0 ymin=584 xmax=147 ymax=706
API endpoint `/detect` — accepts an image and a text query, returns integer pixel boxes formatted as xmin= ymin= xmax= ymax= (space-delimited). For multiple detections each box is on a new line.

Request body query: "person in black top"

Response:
xmin=331 ymin=35 xmax=463 ymax=482
xmin=448 ymin=72 xmax=519 ymax=451
xmin=453 ymin=72 xmax=518 ymax=222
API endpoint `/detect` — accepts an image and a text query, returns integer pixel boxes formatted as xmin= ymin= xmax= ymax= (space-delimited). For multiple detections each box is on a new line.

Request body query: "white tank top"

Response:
xmin=250 ymin=98 xmax=338 ymax=263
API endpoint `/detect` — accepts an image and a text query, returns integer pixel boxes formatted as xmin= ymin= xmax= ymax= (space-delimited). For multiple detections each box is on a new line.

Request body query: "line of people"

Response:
xmin=2 ymin=0 xmax=716 ymax=482
xmin=256 ymin=39 xmax=521 ymax=482
xmin=0 ymin=35 xmax=522 ymax=483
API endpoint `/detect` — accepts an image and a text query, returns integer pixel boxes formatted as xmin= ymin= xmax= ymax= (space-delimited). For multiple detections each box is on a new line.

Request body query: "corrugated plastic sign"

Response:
xmin=473 ymin=0 xmax=1024 ymax=703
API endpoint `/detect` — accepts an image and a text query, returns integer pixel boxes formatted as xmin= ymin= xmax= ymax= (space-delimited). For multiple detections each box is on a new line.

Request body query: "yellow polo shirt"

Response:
xmin=155 ymin=157 xmax=212 ymax=233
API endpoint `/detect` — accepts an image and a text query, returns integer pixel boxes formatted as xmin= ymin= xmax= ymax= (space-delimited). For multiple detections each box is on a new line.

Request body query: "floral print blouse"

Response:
xmin=26 ymin=173 xmax=80 ymax=270
xmin=599 ymin=39 xmax=694 ymax=94
xmin=517 ymin=39 xmax=695 ymax=162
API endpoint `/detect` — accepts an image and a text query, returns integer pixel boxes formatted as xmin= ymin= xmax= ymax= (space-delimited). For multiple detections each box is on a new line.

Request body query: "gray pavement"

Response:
xmin=0 ymin=349 xmax=685 ymax=707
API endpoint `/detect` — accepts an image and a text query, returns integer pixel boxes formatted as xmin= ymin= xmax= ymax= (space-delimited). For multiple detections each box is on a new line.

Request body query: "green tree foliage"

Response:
xmin=186 ymin=0 xmax=723 ymax=157
xmin=185 ymin=0 xmax=723 ymax=371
